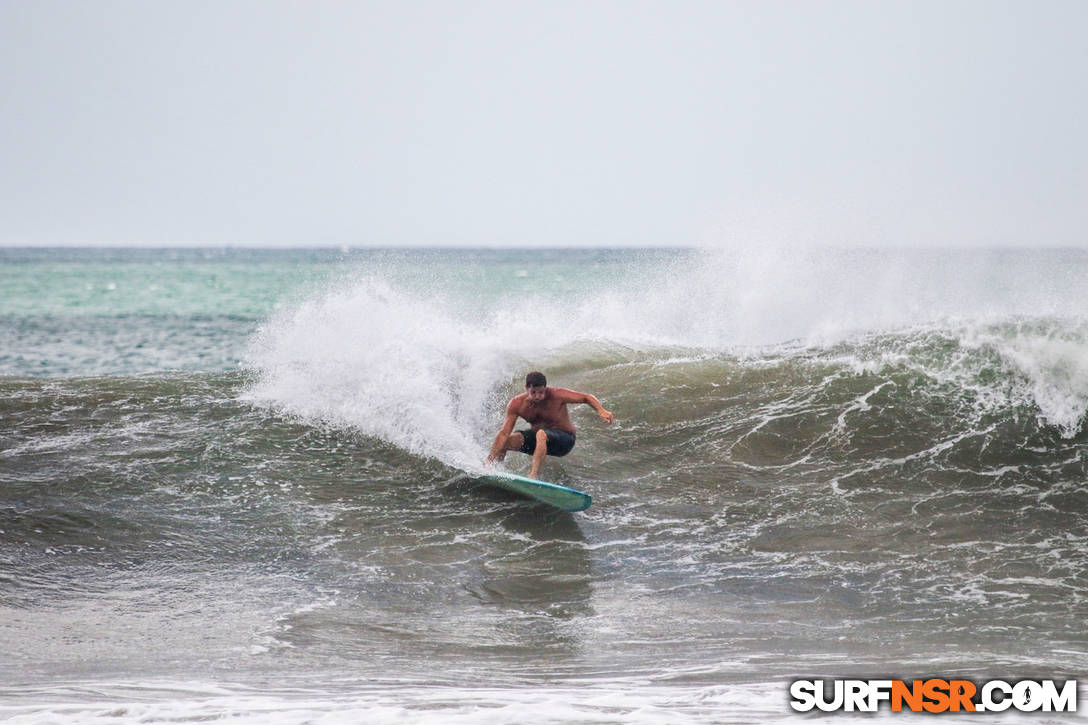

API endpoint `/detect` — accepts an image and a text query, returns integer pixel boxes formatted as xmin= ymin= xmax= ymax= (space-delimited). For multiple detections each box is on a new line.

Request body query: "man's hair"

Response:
xmin=525 ymin=371 xmax=547 ymax=388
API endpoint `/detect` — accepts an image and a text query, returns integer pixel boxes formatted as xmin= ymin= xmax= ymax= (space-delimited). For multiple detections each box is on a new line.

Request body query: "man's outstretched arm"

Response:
xmin=554 ymin=388 xmax=614 ymax=424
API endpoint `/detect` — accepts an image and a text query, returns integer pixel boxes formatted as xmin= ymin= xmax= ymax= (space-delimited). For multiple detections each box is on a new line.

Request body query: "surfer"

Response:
xmin=486 ymin=371 xmax=614 ymax=479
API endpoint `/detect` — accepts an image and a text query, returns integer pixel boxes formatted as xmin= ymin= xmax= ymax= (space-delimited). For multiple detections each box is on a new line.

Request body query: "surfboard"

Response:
xmin=476 ymin=472 xmax=592 ymax=512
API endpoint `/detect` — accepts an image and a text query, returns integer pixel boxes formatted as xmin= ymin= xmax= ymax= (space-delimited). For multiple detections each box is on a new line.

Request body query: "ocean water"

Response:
xmin=1 ymin=246 xmax=1087 ymax=723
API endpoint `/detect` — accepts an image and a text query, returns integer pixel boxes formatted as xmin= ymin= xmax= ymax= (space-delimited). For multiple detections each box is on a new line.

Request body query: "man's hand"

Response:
xmin=599 ymin=409 xmax=614 ymax=425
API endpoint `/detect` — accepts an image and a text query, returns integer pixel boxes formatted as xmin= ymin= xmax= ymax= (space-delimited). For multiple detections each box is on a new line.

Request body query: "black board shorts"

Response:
xmin=517 ymin=428 xmax=576 ymax=457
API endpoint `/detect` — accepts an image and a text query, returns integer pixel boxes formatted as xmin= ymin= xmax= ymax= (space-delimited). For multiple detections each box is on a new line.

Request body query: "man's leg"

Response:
xmin=529 ymin=429 xmax=548 ymax=479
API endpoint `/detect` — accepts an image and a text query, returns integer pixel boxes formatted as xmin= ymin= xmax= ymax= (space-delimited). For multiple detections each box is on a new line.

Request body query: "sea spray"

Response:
xmin=243 ymin=276 xmax=515 ymax=468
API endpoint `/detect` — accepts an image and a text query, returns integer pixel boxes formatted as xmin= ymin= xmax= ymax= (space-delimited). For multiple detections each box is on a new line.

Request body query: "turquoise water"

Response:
xmin=0 ymin=247 xmax=685 ymax=376
xmin=0 ymin=248 xmax=334 ymax=317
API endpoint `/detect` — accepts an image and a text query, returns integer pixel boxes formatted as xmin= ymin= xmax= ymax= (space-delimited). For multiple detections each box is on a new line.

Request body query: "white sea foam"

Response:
xmin=962 ymin=322 xmax=1088 ymax=436
xmin=0 ymin=679 xmax=1052 ymax=724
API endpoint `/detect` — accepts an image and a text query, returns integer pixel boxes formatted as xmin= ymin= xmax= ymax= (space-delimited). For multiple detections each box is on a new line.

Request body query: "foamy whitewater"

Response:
xmin=2 ymin=247 xmax=1086 ymax=723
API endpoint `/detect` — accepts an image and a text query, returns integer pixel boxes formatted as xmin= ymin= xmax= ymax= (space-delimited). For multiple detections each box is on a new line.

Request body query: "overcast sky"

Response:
xmin=1 ymin=0 xmax=1085 ymax=247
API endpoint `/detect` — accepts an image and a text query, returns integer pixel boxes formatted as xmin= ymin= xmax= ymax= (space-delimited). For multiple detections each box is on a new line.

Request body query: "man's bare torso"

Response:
xmin=510 ymin=388 xmax=576 ymax=434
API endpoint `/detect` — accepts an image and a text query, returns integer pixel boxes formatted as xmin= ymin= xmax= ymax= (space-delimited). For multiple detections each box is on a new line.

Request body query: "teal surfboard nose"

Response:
xmin=477 ymin=472 xmax=592 ymax=512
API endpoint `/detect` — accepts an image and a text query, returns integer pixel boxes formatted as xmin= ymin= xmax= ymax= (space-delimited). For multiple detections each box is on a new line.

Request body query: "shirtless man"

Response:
xmin=486 ymin=371 xmax=614 ymax=479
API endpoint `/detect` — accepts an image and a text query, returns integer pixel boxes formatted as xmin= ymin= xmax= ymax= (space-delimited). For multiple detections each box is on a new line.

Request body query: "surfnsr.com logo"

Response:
xmin=789 ymin=679 xmax=1078 ymax=713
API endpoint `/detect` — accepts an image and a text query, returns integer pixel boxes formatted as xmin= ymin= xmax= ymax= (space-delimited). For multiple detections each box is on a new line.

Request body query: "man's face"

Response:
xmin=526 ymin=385 xmax=547 ymax=404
